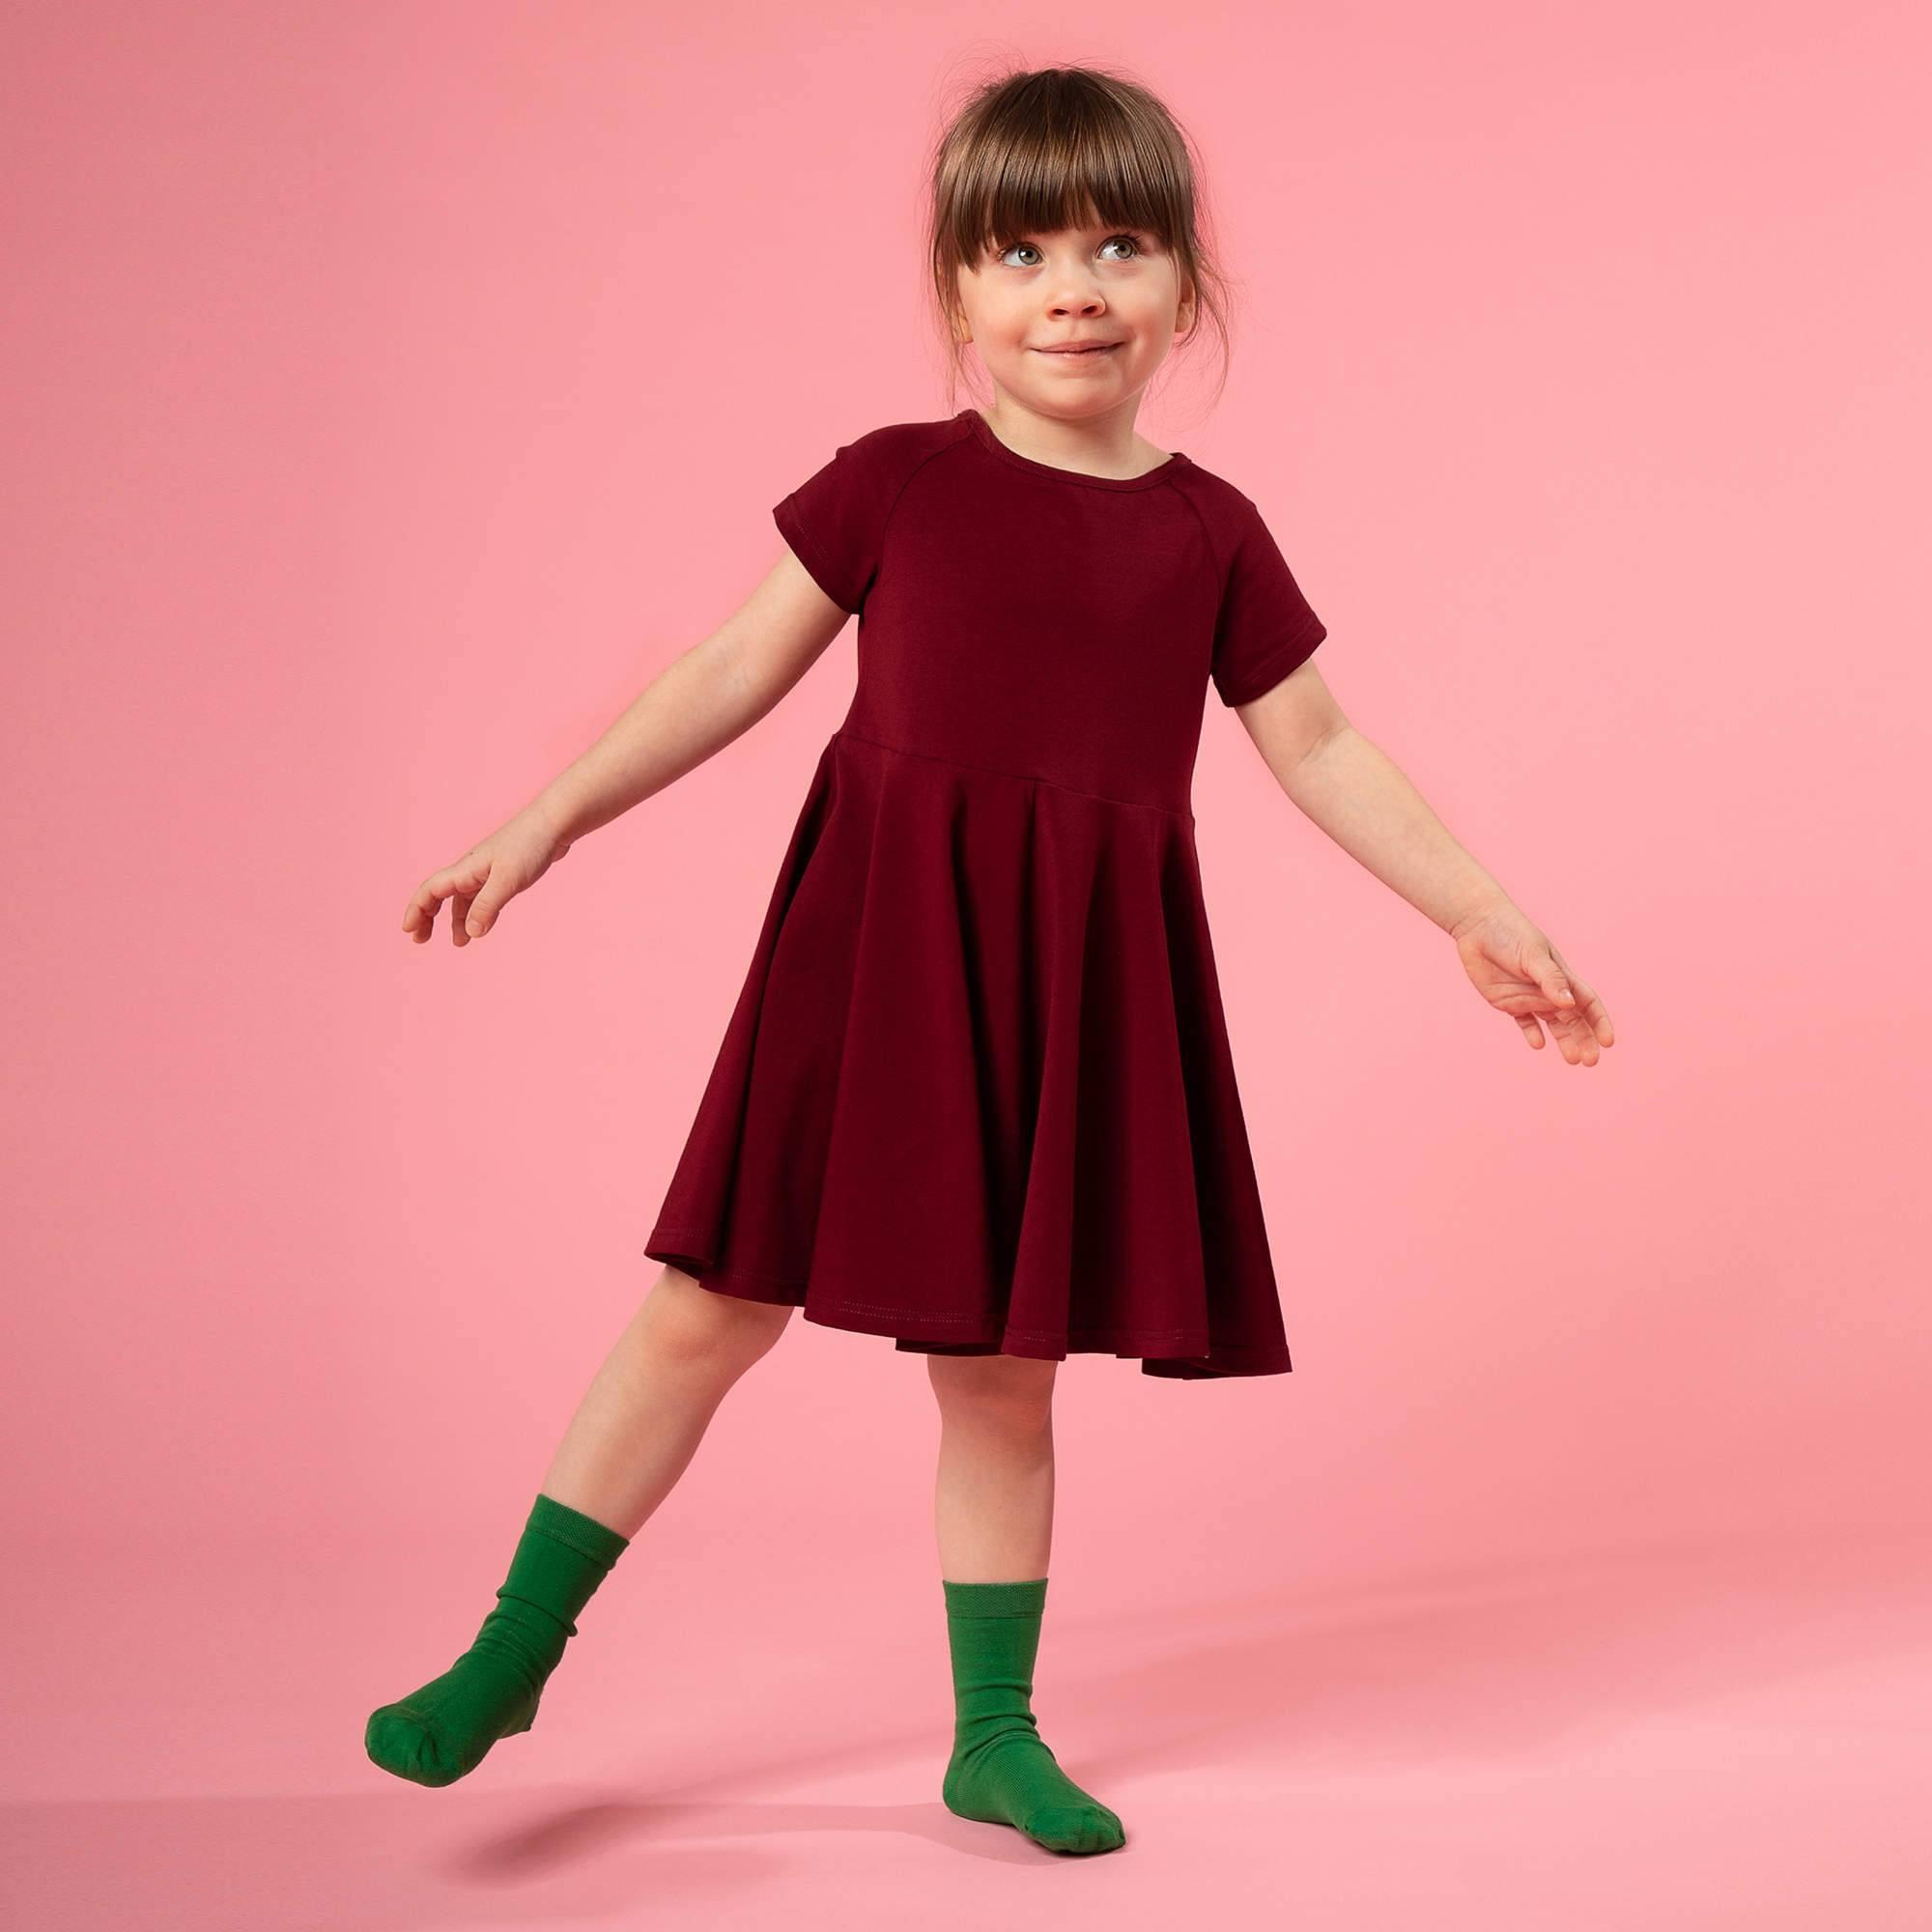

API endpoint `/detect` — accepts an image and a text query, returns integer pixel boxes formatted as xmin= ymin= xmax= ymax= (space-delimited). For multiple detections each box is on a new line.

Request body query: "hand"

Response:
xmin=1448 ymin=901 xmax=1614 ymax=1065
xmin=401 ymin=801 xmax=575 ymax=948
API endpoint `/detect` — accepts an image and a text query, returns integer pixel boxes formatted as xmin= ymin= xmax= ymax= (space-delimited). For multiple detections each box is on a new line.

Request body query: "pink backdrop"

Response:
xmin=5 ymin=3 xmax=1926 ymax=1924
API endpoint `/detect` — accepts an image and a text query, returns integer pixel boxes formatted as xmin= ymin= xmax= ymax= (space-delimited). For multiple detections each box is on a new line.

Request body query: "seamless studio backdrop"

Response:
xmin=2 ymin=4 xmax=1926 ymax=1926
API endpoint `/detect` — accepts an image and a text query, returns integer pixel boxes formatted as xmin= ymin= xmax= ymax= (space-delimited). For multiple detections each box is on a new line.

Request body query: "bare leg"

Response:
xmin=928 ymin=1353 xmax=1059 ymax=1579
xmin=364 ymin=1265 xmax=789 ymax=1787
xmin=540 ymin=1264 xmax=794 ymax=1537
xmin=925 ymin=1351 xmax=1124 ymax=1853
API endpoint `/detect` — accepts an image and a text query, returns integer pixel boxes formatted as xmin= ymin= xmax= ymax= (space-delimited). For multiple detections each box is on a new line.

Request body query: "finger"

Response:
xmin=1558 ymin=967 xmax=1613 ymax=1046
xmin=465 ymin=888 xmax=507 ymax=940
xmin=1548 ymin=1013 xmax=1582 ymax=1065
xmin=1516 ymin=1012 xmax=1544 ymax=1049
xmin=446 ymin=853 xmax=499 ymax=946
xmin=403 ymin=877 xmax=449 ymax=938
xmin=1562 ymin=1004 xmax=1605 ymax=1065
xmin=1581 ymin=990 xmax=1613 ymax=1046
xmin=1533 ymin=946 xmax=1575 ymax=1009
xmin=410 ymin=856 xmax=489 ymax=942
xmin=1569 ymin=1001 xmax=1609 ymax=1055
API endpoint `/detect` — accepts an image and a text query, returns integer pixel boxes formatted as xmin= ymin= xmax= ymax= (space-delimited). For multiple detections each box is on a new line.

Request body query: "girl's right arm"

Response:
xmin=402 ymin=547 xmax=848 ymax=946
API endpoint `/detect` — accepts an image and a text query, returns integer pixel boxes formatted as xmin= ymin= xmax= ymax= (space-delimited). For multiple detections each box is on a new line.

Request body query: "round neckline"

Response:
xmin=959 ymin=409 xmax=1186 ymax=491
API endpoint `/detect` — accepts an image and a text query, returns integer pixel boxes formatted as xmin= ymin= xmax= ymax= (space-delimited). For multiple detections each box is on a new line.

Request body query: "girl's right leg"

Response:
xmin=538 ymin=1265 xmax=795 ymax=1538
xmin=365 ymin=1266 xmax=792 ymax=1786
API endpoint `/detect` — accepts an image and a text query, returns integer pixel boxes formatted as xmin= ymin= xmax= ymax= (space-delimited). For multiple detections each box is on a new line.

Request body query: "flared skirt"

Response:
xmin=643 ymin=727 xmax=1293 ymax=1379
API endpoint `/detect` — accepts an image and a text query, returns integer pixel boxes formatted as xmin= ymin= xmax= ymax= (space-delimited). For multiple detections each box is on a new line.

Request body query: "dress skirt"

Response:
xmin=643 ymin=726 xmax=1294 ymax=1380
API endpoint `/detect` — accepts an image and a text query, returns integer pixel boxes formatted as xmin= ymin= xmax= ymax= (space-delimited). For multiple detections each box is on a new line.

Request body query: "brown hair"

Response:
xmin=923 ymin=64 xmax=1235 ymax=417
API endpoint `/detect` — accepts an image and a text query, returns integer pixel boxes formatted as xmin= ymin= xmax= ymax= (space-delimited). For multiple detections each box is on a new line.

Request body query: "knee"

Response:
xmin=644 ymin=1265 xmax=793 ymax=1374
xmin=927 ymin=1352 xmax=1057 ymax=1430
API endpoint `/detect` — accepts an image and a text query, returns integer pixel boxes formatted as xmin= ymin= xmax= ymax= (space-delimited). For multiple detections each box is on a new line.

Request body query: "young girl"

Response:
xmin=368 ymin=66 xmax=1613 ymax=1857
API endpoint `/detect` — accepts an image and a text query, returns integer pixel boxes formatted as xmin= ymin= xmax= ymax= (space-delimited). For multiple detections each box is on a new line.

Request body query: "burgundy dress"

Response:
xmin=643 ymin=408 xmax=1327 ymax=1378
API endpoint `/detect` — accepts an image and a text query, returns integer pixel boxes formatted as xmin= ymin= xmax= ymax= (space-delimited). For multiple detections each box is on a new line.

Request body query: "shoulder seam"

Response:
xmin=872 ymin=415 xmax=979 ymax=569
xmin=1167 ymin=466 xmax=1236 ymax=596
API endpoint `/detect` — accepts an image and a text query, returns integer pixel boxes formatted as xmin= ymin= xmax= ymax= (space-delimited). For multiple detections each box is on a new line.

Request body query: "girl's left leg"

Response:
xmin=926 ymin=1352 xmax=1126 ymax=1856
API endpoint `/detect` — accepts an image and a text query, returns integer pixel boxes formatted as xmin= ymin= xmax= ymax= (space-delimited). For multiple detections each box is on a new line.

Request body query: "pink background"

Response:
xmin=5 ymin=3 xmax=1926 ymax=1924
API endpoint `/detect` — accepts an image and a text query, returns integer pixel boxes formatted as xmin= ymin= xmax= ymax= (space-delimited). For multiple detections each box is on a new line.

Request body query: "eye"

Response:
xmin=994 ymin=232 xmax=1151 ymax=268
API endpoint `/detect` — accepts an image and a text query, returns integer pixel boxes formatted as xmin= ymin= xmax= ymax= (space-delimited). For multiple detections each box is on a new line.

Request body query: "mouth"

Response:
xmin=1035 ymin=342 xmax=1123 ymax=357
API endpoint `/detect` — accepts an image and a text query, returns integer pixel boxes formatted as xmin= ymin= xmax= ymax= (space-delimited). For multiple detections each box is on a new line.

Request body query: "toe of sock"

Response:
xmin=364 ymin=1704 xmax=460 ymax=1787
xmin=1023 ymin=1804 xmax=1126 ymax=1854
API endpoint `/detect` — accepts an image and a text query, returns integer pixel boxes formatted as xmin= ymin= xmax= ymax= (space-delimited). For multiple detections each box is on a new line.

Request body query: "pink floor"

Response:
xmin=4 ymin=1530 xmax=1924 ymax=1928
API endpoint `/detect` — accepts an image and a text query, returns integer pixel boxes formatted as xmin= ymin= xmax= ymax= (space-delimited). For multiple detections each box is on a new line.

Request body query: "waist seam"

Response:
xmin=832 ymin=727 xmax=1194 ymax=823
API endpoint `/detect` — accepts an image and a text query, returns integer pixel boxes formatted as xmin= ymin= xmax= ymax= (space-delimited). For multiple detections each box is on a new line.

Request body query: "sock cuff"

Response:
xmin=527 ymin=1492 xmax=630 ymax=1567
xmin=943 ymin=1576 xmax=1048 ymax=1617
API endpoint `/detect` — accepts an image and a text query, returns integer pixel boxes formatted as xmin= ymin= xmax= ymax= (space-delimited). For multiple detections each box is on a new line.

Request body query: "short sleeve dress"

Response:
xmin=643 ymin=408 xmax=1327 ymax=1378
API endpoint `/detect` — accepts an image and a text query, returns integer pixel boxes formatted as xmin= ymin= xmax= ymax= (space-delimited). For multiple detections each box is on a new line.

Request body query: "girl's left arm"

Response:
xmin=1233 ymin=665 xmax=1615 ymax=1065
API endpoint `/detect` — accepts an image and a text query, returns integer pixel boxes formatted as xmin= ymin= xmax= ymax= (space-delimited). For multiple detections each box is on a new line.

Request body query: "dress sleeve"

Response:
xmin=773 ymin=430 xmax=904 ymax=616
xmin=1209 ymin=493 xmax=1328 ymax=707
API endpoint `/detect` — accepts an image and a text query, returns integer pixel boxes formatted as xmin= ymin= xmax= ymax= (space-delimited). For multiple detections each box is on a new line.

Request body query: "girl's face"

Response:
xmin=954 ymin=217 xmax=1193 ymax=425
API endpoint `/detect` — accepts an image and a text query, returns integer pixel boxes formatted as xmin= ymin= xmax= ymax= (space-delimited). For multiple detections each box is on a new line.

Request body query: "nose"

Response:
xmin=1047 ymin=289 xmax=1106 ymax=318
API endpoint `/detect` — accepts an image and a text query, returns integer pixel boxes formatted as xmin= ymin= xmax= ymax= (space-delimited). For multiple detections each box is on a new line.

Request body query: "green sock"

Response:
xmin=364 ymin=1492 xmax=630 ymax=1788
xmin=941 ymin=1577 xmax=1126 ymax=1855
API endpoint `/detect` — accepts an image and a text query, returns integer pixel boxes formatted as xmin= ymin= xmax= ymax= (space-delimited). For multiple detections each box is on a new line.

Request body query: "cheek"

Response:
xmin=1119 ymin=283 xmax=1177 ymax=326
